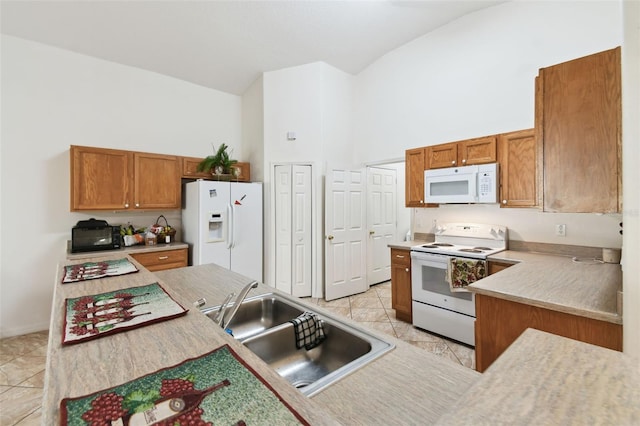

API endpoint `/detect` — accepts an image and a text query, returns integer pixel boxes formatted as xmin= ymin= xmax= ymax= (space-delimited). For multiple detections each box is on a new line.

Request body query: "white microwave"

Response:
xmin=424 ymin=163 xmax=498 ymax=204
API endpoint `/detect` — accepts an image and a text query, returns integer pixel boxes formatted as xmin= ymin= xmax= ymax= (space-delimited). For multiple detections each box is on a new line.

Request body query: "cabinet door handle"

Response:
xmin=135 ymin=203 xmax=140 ymax=208
xmin=124 ymin=203 xmax=129 ymax=208
xmin=405 ymin=268 xmax=409 ymax=272
xmin=451 ymin=160 xmax=456 ymax=165
xmin=462 ymin=159 xmax=467 ymax=164
xmin=158 ymin=256 xmax=169 ymax=260
xmin=502 ymin=200 xmax=507 ymax=204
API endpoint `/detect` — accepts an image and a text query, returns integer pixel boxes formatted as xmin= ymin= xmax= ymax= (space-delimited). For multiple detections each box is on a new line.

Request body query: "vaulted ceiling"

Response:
xmin=1 ymin=1 xmax=504 ymax=95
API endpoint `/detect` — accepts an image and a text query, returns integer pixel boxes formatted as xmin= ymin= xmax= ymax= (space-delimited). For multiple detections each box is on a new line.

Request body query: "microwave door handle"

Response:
xmin=471 ymin=172 xmax=478 ymax=200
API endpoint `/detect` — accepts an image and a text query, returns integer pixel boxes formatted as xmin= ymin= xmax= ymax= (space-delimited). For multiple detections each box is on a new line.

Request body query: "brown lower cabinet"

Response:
xmin=391 ymin=249 xmax=412 ymax=322
xmin=474 ymin=293 xmax=622 ymax=372
xmin=130 ymin=248 xmax=188 ymax=272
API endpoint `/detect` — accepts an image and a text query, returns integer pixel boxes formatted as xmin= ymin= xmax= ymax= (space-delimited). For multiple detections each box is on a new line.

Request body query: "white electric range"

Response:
xmin=410 ymin=223 xmax=508 ymax=346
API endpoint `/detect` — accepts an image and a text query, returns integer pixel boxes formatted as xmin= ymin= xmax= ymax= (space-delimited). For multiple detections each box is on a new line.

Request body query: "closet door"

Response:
xmin=274 ymin=165 xmax=312 ymax=296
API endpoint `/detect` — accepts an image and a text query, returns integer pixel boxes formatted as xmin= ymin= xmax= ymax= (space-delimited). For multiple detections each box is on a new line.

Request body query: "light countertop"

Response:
xmin=43 ymin=255 xmax=479 ymax=425
xmin=43 ymin=254 xmax=638 ymax=424
xmin=472 ymin=250 xmax=622 ymax=324
xmin=387 ymin=239 xmax=427 ymax=250
xmin=387 ymin=243 xmax=622 ymax=324
xmin=436 ymin=328 xmax=640 ymax=425
xmin=66 ymin=241 xmax=188 ymax=260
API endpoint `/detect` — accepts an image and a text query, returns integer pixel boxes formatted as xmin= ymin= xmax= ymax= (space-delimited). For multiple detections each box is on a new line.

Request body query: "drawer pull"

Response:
xmin=395 ymin=255 xmax=405 ymax=258
xmin=158 ymin=256 xmax=169 ymax=260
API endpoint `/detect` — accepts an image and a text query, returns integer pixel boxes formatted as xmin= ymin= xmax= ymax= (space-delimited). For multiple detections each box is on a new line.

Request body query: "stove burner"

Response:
xmin=473 ymin=247 xmax=492 ymax=251
xmin=459 ymin=248 xmax=483 ymax=253
xmin=431 ymin=243 xmax=454 ymax=247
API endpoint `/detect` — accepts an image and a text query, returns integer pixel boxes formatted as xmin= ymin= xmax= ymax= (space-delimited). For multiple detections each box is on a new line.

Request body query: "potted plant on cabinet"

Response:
xmin=196 ymin=143 xmax=237 ymax=176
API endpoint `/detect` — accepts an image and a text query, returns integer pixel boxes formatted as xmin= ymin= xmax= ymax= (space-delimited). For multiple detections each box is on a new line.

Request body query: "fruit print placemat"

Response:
xmin=62 ymin=258 xmax=138 ymax=284
xmin=62 ymin=283 xmax=188 ymax=345
xmin=60 ymin=344 xmax=309 ymax=425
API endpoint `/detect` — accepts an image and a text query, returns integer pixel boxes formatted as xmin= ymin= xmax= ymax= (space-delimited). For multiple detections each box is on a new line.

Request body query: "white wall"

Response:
xmin=242 ymin=76 xmax=265 ymax=182
xmin=353 ymin=1 xmax=624 ymax=248
xmin=621 ymin=0 xmax=640 ymax=356
xmin=0 ymin=35 xmax=242 ymax=337
xmin=262 ymin=62 xmax=355 ymax=297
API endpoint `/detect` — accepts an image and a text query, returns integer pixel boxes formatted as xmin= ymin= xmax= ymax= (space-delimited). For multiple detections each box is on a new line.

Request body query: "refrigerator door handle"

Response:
xmin=231 ymin=203 xmax=237 ymax=248
xmin=226 ymin=203 xmax=233 ymax=249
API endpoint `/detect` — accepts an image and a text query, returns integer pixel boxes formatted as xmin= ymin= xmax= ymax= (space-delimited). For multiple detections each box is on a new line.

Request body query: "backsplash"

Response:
xmin=412 ymin=204 xmax=622 ymax=249
xmin=70 ymin=211 xmax=183 ymax=242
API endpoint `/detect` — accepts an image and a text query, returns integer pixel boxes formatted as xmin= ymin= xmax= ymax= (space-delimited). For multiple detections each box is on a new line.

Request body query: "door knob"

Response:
xmin=369 ymin=230 xmax=375 ymax=235
xmin=327 ymin=235 xmax=334 ymax=240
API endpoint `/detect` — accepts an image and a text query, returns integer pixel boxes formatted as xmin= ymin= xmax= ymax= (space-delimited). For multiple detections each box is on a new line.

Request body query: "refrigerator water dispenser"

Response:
xmin=207 ymin=212 xmax=224 ymax=242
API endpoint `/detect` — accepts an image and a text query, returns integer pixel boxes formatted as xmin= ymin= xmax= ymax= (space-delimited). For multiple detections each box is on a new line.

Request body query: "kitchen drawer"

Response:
xmin=130 ymin=248 xmax=188 ymax=272
xmin=391 ymin=249 xmax=411 ymax=266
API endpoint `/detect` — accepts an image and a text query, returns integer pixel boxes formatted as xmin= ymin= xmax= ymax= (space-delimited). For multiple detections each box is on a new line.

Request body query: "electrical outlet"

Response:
xmin=555 ymin=224 xmax=566 ymax=237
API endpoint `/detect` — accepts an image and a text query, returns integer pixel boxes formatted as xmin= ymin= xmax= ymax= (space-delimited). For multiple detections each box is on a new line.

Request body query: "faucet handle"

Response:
xmin=214 ymin=293 xmax=235 ymax=326
xmin=193 ymin=298 xmax=207 ymax=308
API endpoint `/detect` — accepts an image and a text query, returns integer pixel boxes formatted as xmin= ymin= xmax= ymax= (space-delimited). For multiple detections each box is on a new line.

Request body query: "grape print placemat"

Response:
xmin=60 ymin=344 xmax=309 ymax=425
xmin=62 ymin=283 xmax=188 ymax=345
xmin=62 ymin=258 xmax=138 ymax=283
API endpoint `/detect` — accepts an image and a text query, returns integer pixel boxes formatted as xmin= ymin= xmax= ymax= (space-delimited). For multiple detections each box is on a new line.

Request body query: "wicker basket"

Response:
xmin=154 ymin=215 xmax=177 ymax=243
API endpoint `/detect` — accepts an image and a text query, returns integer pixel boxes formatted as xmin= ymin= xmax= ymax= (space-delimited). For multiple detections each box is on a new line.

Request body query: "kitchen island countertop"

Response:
xmin=436 ymin=328 xmax=640 ymax=425
xmin=43 ymin=255 xmax=480 ymax=425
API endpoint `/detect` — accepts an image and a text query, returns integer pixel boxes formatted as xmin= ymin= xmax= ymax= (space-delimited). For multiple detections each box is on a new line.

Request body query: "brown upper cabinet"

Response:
xmin=426 ymin=135 xmax=497 ymax=169
xmin=498 ymin=129 xmax=538 ymax=208
xmin=537 ymin=47 xmax=621 ymax=213
xmin=71 ymin=145 xmax=181 ymax=211
xmin=182 ymin=156 xmax=213 ymax=179
xmin=406 ymin=134 xmax=499 ymax=207
xmin=182 ymin=157 xmax=251 ymax=182
xmin=405 ymin=147 xmax=427 ymax=207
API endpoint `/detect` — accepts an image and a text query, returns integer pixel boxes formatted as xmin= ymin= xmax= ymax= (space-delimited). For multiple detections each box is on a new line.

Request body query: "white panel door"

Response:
xmin=274 ymin=166 xmax=293 ymax=293
xmin=274 ymin=165 xmax=312 ymax=296
xmin=291 ymin=165 xmax=312 ymax=297
xmin=367 ymin=167 xmax=397 ymax=285
xmin=325 ymin=168 xmax=367 ymax=301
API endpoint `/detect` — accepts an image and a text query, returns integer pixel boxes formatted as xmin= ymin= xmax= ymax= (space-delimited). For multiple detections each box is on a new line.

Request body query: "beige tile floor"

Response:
xmin=0 ymin=281 xmax=474 ymax=425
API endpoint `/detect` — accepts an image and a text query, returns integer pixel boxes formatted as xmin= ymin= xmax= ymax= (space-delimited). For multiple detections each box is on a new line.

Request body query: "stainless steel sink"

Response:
xmin=202 ymin=292 xmax=394 ymax=396
xmin=201 ymin=294 xmax=304 ymax=341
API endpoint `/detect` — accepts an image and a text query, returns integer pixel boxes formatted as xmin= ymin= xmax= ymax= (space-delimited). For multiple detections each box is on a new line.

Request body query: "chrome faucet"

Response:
xmin=219 ymin=281 xmax=259 ymax=329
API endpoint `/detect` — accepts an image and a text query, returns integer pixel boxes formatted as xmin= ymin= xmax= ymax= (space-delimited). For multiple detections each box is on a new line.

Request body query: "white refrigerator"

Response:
xmin=182 ymin=180 xmax=263 ymax=282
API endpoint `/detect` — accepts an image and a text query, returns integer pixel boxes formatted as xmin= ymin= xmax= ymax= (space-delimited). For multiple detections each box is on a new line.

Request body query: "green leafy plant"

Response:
xmin=196 ymin=143 xmax=237 ymax=174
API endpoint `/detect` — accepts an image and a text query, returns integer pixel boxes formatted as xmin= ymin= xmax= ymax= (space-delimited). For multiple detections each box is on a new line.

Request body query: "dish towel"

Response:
xmin=290 ymin=312 xmax=326 ymax=350
xmin=447 ymin=258 xmax=487 ymax=292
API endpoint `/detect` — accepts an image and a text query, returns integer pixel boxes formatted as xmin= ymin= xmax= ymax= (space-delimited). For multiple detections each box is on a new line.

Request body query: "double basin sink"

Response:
xmin=201 ymin=292 xmax=394 ymax=397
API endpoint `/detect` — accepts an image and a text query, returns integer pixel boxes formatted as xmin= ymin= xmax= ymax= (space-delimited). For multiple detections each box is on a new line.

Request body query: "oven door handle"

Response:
xmin=410 ymin=251 xmax=449 ymax=269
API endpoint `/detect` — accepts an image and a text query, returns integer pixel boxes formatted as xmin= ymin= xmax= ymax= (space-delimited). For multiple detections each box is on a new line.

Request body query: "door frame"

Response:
xmin=364 ymin=158 xmax=410 ymax=274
